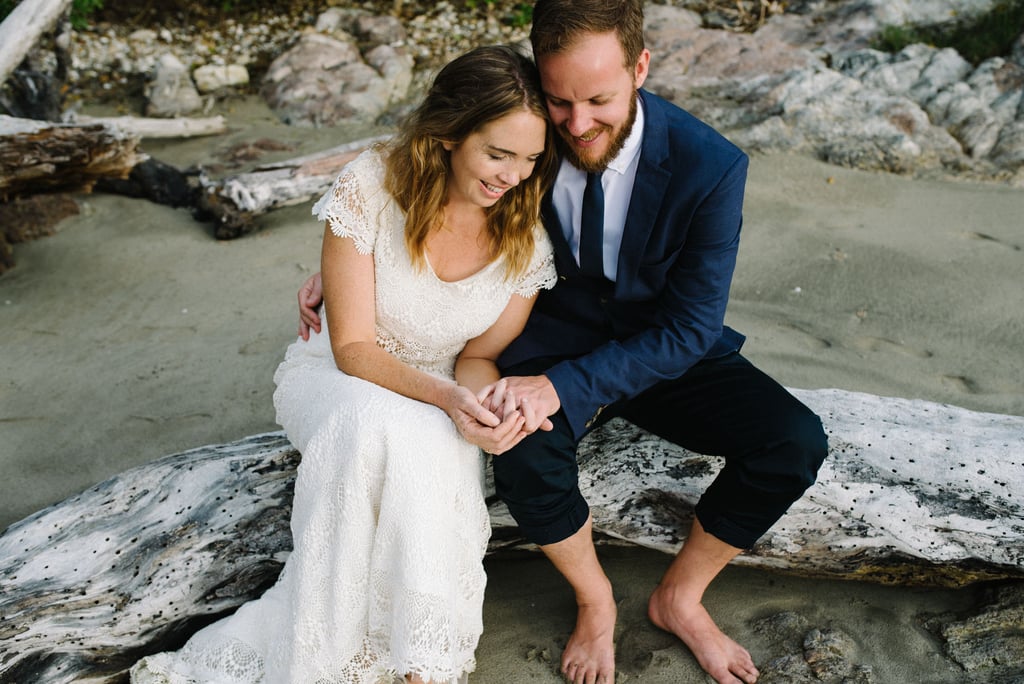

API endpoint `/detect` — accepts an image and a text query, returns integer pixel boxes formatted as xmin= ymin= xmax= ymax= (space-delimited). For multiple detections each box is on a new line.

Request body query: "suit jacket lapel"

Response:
xmin=615 ymin=90 xmax=672 ymax=298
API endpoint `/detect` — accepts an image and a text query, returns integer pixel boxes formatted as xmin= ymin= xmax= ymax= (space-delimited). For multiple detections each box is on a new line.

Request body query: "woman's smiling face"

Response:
xmin=443 ymin=108 xmax=548 ymax=209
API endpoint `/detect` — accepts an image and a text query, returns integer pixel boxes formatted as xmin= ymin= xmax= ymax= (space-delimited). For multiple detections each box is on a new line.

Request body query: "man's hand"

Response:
xmin=480 ymin=376 xmax=558 ymax=434
xmin=298 ymin=272 xmax=324 ymax=340
xmin=445 ymin=383 xmax=530 ymax=455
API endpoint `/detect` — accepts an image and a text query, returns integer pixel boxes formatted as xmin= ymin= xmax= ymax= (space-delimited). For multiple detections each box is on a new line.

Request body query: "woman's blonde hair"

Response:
xmin=381 ymin=45 xmax=557 ymax=279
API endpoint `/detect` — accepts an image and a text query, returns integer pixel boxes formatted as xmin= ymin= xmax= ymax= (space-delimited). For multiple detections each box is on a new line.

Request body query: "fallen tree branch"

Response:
xmin=0 ymin=0 xmax=71 ymax=88
xmin=1 ymin=388 xmax=1021 ymax=681
xmin=61 ymin=113 xmax=229 ymax=139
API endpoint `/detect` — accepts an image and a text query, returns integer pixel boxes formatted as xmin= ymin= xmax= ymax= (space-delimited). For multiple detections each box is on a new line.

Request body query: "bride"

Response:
xmin=131 ymin=44 xmax=557 ymax=684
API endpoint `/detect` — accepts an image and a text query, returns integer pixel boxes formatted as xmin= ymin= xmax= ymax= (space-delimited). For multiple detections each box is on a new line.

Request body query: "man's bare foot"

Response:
xmin=561 ymin=595 xmax=617 ymax=684
xmin=648 ymin=584 xmax=758 ymax=684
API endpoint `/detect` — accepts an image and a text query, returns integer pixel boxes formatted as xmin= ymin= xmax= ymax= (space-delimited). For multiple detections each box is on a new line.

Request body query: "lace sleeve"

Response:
xmin=311 ymin=149 xmax=387 ymax=255
xmin=513 ymin=223 xmax=558 ymax=297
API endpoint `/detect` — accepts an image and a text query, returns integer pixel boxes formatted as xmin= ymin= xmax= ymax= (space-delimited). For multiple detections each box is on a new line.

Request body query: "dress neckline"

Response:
xmin=423 ymin=252 xmax=501 ymax=284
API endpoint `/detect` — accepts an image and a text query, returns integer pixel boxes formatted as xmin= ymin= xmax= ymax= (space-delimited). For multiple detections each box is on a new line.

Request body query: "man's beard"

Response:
xmin=558 ymin=92 xmax=638 ymax=173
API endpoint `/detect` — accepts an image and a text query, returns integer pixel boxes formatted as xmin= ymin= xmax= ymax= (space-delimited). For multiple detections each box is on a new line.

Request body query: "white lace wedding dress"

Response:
xmin=130 ymin=149 xmax=556 ymax=684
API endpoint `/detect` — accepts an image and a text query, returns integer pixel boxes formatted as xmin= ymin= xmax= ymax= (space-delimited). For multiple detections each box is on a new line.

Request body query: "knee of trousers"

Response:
xmin=697 ymin=408 xmax=829 ymax=549
xmin=785 ymin=407 xmax=829 ymax=493
xmin=491 ymin=424 xmax=589 ymax=545
xmin=751 ymin=405 xmax=829 ymax=498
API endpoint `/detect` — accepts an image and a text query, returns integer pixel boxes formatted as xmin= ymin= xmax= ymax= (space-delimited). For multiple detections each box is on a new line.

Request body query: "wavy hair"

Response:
xmin=380 ymin=45 xmax=557 ymax=279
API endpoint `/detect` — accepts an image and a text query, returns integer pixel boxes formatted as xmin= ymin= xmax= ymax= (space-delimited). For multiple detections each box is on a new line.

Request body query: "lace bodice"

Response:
xmin=311 ymin=149 xmax=556 ymax=379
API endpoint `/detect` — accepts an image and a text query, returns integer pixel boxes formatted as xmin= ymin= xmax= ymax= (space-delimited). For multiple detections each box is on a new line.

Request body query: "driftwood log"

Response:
xmin=0 ymin=115 xmax=146 ymax=199
xmin=1 ymin=388 xmax=1022 ymax=682
xmin=0 ymin=0 xmax=71 ymax=89
xmin=0 ymin=120 xmax=383 ymax=236
xmin=196 ymin=134 xmax=388 ymax=239
xmin=61 ymin=113 xmax=229 ymax=139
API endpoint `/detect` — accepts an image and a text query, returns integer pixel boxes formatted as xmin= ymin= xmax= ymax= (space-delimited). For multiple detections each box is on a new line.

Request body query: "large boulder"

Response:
xmin=260 ymin=31 xmax=413 ymax=128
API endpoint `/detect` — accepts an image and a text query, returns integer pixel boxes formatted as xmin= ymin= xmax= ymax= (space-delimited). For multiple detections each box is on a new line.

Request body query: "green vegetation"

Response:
xmin=872 ymin=0 xmax=1024 ymax=65
xmin=509 ymin=2 xmax=532 ymax=27
xmin=0 ymin=0 xmax=104 ymax=28
xmin=69 ymin=0 xmax=103 ymax=29
xmin=462 ymin=0 xmax=531 ymax=27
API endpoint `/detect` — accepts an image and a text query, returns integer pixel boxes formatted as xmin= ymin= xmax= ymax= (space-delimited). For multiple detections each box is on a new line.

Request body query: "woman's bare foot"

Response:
xmin=560 ymin=594 xmax=617 ymax=684
xmin=648 ymin=583 xmax=758 ymax=684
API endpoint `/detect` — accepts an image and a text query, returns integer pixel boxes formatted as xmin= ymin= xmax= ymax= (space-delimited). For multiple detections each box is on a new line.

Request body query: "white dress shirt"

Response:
xmin=550 ymin=98 xmax=645 ymax=282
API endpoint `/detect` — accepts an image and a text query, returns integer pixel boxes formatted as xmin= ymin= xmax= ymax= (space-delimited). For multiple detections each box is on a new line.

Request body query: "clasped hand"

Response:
xmin=445 ymin=378 xmax=557 ymax=455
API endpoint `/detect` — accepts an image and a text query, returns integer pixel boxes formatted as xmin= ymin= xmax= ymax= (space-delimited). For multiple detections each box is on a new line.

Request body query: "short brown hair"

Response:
xmin=530 ymin=0 xmax=645 ymax=68
xmin=382 ymin=45 xmax=556 ymax=279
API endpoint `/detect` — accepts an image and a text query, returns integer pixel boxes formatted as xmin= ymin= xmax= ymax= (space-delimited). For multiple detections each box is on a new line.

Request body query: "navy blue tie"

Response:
xmin=579 ymin=171 xmax=605 ymax=278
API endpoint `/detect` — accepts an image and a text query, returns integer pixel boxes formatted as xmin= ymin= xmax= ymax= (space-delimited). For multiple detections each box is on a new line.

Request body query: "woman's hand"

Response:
xmin=444 ymin=384 xmax=529 ymax=455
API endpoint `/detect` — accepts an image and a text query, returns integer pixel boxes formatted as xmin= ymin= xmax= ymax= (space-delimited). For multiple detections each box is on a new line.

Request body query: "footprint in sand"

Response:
xmin=962 ymin=231 xmax=1022 ymax=251
xmin=615 ymin=625 xmax=678 ymax=675
xmin=941 ymin=374 xmax=980 ymax=394
xmin=777 ymin=322 xmax=832 ymax=350
xmin=851 ymin=336 xmax=933 ymax=359
xmin=238 ymin=337 xmax=281 ymax=356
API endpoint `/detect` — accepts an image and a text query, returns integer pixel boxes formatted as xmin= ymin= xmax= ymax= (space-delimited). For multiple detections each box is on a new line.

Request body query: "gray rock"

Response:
xmin=752 ymin=614 xmax=876 ymax=683
xmin=365 ymin=43 xmax=415 ymax=105
xmin=192 ymin=63 xmax=249 ymax=93
xmin=839 ymin=44 xmax=974 ymax=105
xmin=59 ymin=0 xmax=1024 ymax=179
xmin=260 ymin=32 xmax=411 ymax=128
xmin=758 ymin=0 xmax=1006 ymax=55
xmin=990 ymin=120 xmax=1024 ymax=166
xmin=752 ymin=611 xmax=812 ymax=652
xmin=643 ymin=5 xmax=1024 ymax=178
xmin=144 ymin=53 xmax=202 ymax=117
xmin=314 ymin=6 xmax=357 ymax=34
xmin=968 ymin=58 xmax=1024 ymax=118
xmin=803 ymin=628 xmax=861 ymax=680
xmin=353 ymin=14 xmax=407 ymax=48
xmin=925 ymin=583 xmax=1024 ymax=681
xmin=759 ymin=653 xmax=817 ymax=683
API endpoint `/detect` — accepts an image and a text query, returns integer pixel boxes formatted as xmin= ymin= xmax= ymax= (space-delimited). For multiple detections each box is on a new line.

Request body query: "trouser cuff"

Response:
xmin=510 ymin=493 xmax=591 ymax=547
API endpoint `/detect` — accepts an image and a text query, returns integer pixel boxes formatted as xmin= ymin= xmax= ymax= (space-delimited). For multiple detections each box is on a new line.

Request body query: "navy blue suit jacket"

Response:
xmin=499 ymin=90 xmax=748 ymax=439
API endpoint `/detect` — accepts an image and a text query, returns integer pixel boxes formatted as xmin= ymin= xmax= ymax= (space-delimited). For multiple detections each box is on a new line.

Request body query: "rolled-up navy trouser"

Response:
xmin=492 ymin=352 xmax=828 ymax=550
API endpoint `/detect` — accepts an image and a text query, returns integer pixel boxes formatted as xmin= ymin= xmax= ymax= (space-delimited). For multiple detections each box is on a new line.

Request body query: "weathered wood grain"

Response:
xmin=0 ymin=0 xmax=71 ymax=88
xmin=0 ymin=115 xmax=146 ymax=199
xmin=61 ymin=114 xmax=229 ymax=139
xmin=1 ymin=388 xmax=1021 ymax=681
xmin=196 ymin=134 xmax=389 ymax=239
xmin=568 ymin=388 xmax=1024 ymax=586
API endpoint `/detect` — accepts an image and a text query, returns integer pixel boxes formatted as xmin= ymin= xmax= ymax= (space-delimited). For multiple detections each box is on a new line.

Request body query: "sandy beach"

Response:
xmin=1 ymin=96 xmax=1021 ymax=681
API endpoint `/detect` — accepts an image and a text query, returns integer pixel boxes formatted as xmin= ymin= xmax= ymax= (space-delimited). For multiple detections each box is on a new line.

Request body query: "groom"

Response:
xmin=298 ymin=1 xmax=827 ymax=682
